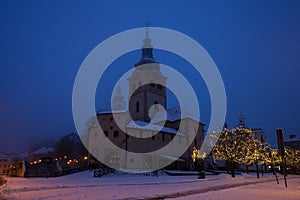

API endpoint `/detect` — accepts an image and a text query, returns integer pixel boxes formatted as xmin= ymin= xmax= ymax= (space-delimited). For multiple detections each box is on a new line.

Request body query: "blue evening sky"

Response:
xmin=0 ymin=0 xmax=299 ymax=152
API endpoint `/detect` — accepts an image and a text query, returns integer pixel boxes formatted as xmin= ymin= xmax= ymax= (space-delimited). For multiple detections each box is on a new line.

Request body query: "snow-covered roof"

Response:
xmin=151 ymin=107 xmax=200 ymax=123
xmin=285 ymin=136 xmax=300 ymax=143
xmin=11 ymin=152 xmax=28 ymax=159
xmin=0 ymin=153 xmax=8 ymax=159
xmin=97 ymin=109 xmax=127 ymax=114
xmin=126 ymin=120 xmax=186 ymax=136
xmin=30 ymin=147 xmax=54 ymax=155
xmin=160 ymin=155 xmax=185 ymax=162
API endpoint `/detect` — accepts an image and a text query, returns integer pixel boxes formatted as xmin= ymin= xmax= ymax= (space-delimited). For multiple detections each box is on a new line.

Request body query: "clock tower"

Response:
xmin=128 ymin=28 xmax=167 ymax=122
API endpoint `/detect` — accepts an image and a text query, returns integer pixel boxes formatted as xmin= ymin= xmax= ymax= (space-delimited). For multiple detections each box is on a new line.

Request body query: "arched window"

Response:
xmin=136 ymin=101 xmax=140 ymax=113
xmin=154 ymin=101 xmax=158 ymax=111
xmin=150 ymin=80 xmax=155 ymax=87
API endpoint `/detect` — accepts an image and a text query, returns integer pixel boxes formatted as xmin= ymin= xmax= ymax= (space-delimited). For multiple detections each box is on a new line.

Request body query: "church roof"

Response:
xmin=97 ymin=109 xmax=127 ymax=114
xmin=151 ymin=106 xmax=202 ymax=124
xmin=126 ymin=120 xmax=186 ymax=136
xmin=134 ymin=26 xmax=158 ymax=67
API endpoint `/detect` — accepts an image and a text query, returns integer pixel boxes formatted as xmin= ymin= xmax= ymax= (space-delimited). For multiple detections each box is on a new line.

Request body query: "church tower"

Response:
xmin=238 ymin=114 xmax=246 ymax=128
xmin=112 ymin=84 xmax=126 ymax=111
xmin=128 ymin=27 xmax=167 ymax=122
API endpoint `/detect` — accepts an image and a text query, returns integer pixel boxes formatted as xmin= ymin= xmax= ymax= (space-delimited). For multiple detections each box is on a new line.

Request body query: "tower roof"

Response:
xmin=134 ymin=26 xmax=158 ymax=67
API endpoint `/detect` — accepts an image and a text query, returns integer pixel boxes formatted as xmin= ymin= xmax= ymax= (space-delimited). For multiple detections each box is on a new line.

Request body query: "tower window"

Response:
xmin=157 ymin=84 xmax=162 ymax=90
xmin=113 ymin=131 xmax=119 ymax=138
xmin=150 ymin=80 xmax=155 ymax=87
xmin=154 ymin=101 xmax=159 ymax=111
xmin=104 ymin=131 xmax=109 ymax=137
xmin=136 ymin=101 xmax=140 ymax=112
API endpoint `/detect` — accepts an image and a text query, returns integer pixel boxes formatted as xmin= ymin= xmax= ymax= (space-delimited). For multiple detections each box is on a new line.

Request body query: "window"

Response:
xmin=104 ymin=131 xmax=109 ymax=137
xmin=162 ymin=133 xmax=165 ymax=141
xmin=152 ymin=135 xmax=155 ymax=140
xmin=157 ymin=84 xmax=162 ymax=90
xmin=154 ymin=101 xmax=159 ymax=111
xmin=113 ymin=131 xmax=119 ymax=138
xmin=150 ymin=81 xmax=155 ymax=87
xmin=136 ymin=101 xmax=140 ymax=112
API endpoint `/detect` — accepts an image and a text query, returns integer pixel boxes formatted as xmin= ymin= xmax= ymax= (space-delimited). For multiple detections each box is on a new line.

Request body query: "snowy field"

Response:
xmin=1 ymin=171 xmax=299 ymax=200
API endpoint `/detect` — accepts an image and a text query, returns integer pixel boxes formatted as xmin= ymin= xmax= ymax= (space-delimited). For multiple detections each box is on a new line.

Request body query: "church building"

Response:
xmin=88 ymin=29 xmax=205 ymax=171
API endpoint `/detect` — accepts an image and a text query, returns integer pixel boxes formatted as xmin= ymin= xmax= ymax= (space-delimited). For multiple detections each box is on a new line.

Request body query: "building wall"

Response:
xmin=88 ymin=112 xmax=204 ymax=171
xmin=0 ymin=157 xmax=9 ymax=175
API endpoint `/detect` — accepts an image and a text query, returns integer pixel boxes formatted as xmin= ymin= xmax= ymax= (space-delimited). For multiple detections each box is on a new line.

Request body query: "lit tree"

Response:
xmin=284 ymin=148 xmax=300 ymax=174
xmin=258 ymin=144 xmax=280 ymax=167
xmin=212 ymin=127 xmax=259 ymax=178
xmin=260 ymin=145 xmax=300 ymax=174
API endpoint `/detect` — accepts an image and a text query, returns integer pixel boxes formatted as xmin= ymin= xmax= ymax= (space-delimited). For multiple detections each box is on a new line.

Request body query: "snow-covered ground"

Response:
xmin=1 ymin=171 xmax=299 ymax=200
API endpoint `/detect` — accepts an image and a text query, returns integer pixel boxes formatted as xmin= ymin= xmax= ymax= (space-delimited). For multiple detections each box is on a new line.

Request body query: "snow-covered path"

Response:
xmin=1 ymin=171 xmax=299 ymax=200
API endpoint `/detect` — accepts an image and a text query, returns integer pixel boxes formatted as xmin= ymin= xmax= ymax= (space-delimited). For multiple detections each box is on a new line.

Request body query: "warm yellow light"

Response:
xmin=84 ymin=156 xmax=88 ymax=160
xmin=64 ymin=156 xmax=67 ymax=159
xmin=39 ymin=159 xmax=42 ymax=163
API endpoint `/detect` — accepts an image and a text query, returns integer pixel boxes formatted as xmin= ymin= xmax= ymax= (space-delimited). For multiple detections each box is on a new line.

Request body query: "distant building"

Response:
xmin=284 ymin=134 xmax=300 ymax=150
xmin=0 ymin=153 xmax=9 ymax=175
xmin=28 ymin=147 xmax=55 ymax=163
xmin=88 ymin=29 xmax=205 ymax=171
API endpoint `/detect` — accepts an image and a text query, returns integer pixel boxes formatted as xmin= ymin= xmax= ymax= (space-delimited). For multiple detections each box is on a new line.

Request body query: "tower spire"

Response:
xmin=142 ymin=23 xmax=152 ymax=49
xmin=135 ymin=24 xmax=156 ymax=67
xmin=146 ymin=22 xmax=150 ymax=38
